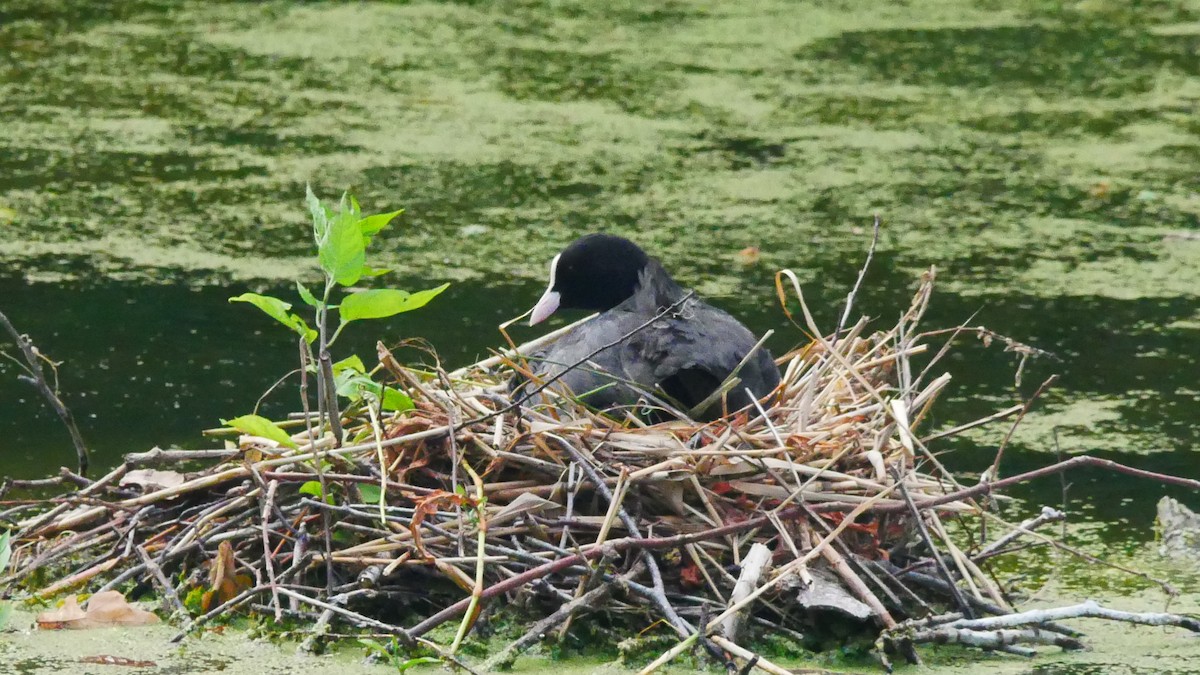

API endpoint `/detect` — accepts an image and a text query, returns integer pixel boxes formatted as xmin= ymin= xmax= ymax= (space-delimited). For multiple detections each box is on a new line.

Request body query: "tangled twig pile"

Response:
xmin=2 ymin=268 xmax=1198 ymax=674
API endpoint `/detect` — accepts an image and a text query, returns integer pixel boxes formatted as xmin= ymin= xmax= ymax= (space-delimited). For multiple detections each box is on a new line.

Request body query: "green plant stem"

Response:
xmin=315 ymin=279 xmax=341 ymax=595
xmin=317 ymin=279 xmax=344 ymax=446
xmin=327 ymin=320 xmax=348 ymax=346
xmin=449 ymin=463 xmax=488 ymax=656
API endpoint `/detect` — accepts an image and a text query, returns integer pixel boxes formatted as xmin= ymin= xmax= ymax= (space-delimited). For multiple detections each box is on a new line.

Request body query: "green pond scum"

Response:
xmin=1 ymin=0 xmax=1198 ymax=672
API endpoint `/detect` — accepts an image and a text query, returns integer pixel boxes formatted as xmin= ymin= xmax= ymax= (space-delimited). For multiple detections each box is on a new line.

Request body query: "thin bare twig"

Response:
xmin=0 ymin=309 xmax=90 ymax=475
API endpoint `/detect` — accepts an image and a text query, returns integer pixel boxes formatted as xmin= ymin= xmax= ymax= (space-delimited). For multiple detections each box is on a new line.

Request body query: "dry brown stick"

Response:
xmin=944 ymin=600 xmax=1200 ymax=633
xmin=124 ymin=448 xmax=240 ymax=466
xmin=891 ymin=466 xmax=972 ymax=618
xmin=279 ymin=587 xmax=414 ymax=646
xmin=814 ymin=531 xmax=897 ymax=628
xmin=836 ymin=214 xmax=881 ymax=337
xmin=14 ymin=462 xmax=131 ymax=536
xmin=795 ymin=503 xmax=904 ymax=612
xmin=481 ymin=571 xmax=617 ymax=671
xmin=0 ymin=308 xmax=90 ymax=475
xmin=11 ymin=502 xmax=73 ymax=535
xmin=722 ymin=542 xmax=772 ymax=642
xmin=34 ymin=558 xmax=120 ymax=598
xmin=901 ymin=455 xmax=1200 ymax=513
xmin=56 ymin=467 xmax=93 ymax=488
xmin=921 ymin=404 xmax=1023 ymax=444
xmin=9 ymin=522 xmax=118 ymax=582
xmin=78 ymin=463 xmax=132 ymax=497
xmin=974 ymin=507 xmax=1065 ymax=562
xmin=988 ymin=374 xmax=1059 ymax=481
xmin=709 ymin=636 xmax=791 ymax=675
xmin=261 ymin=478 xmax=282 ymax=620
xmin=548 ymin=433 xmax=695 ymax=639
xmin=0 ymin=476 xmax=67 ymax=493
xmin=135 ymin=544 xmax=185 ymax=615
xmin=979 ymin=510 xmax=1179 ymax=596
xmin=448 ymin=313 xmax=597 ymax=378
xmin=406 ymin=506 xmax=801 ymax=638
xmin=170 ymin=559 xmax=312 ymax=642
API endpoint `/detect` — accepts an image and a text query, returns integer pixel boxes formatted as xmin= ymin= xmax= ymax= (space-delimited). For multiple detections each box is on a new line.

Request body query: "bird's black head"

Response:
xmin=529 ymin=233 xmax=651 ymax=325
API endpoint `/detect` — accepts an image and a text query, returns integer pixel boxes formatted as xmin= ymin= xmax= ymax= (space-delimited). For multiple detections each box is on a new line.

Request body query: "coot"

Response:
xmin=520 ymin=234 xmax=780 ymax=420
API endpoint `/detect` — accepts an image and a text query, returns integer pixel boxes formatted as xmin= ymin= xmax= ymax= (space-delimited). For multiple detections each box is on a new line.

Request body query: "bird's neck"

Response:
xmin=632 ymin=260 xmax=688 ymax=310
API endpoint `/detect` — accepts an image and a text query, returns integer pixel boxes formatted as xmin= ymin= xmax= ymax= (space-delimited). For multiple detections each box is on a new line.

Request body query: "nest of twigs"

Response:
xmin=4 ymin=266 xmax=1199 ymax=673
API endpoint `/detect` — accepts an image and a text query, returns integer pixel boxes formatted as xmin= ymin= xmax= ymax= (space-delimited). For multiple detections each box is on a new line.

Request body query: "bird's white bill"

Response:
xmin=529 ymin=289 xmax=560 ymax=325
xmin=529 ymin=253 xmax=562 ymax=326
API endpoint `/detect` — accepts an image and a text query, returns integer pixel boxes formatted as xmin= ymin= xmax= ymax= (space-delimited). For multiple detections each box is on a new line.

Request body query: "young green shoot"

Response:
xmin=227 ymin=186 xmax=447 ymax=450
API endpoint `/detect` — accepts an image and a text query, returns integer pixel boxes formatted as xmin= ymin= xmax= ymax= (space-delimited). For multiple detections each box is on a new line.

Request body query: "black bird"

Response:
xmin=521 ymin=233 xmax=781 ymax=420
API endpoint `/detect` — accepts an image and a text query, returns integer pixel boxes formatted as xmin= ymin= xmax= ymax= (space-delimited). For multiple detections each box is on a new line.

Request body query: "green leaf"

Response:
xmin=332 ymin=355 xmax=366 ymax=375
xmin=0 ymin=530 xmax=10 ymax=573
xmin=221 ymin=414 xmax=298 ymax=449
xmin=358 ymin=638 xmax=389 ymax=657
xmin=296 ymin=282 xmax=321 ymax=308
xmin=331 ymin=368 xmax=412 ymax=411
xmin=357 ymin=208 xmax=403 ymax=245
xmin=335 ymin=371 xmax=371 ymax=399
xmin=399 ymin=657 xmax=440 ymax=673
xmin=359 ymin=483 xmax=383 ymax=504
xmin=306 ymin=184 xmax=327 ymax=234
xmin=333 ymin=368 xmax=355 ymax=397
xmin=319 ymin=209 xmax=366 ymax=286
xmin=360 ymin=265 xmax=392 ymax=278
xmin=299 ymin=481 xmax=324 ymax=498
xmin=229 ymin=292 xmax=293 ymax=327
xmin=339 ymin=284 xmax=450 ymax=323
xmin=295 ymin=319 xmax=318 ymax=344
xmin=338 ymin=191 xmax=354 ymax=217
xmin=382 ymin=387 xmax=414 ymax=412
xmin=229 ymin=293 xmax=317 ymax=343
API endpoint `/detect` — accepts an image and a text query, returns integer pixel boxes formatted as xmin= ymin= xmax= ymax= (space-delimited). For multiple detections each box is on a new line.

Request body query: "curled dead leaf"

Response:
xmin=35 ymin=596 xmax=86 ymax=629
xmin=36 ymin=591 xmax=159 ymax=630
xmin=120 ymin=469 xmax=186 ymax=493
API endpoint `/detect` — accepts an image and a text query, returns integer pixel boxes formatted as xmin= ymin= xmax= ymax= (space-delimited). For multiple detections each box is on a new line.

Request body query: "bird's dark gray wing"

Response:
xmin=625 ymin=299 xmax=780 ymax=416
xmin=521 ymin=312 xmax=649 ymax=411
